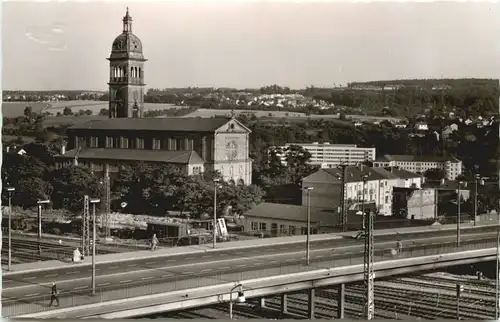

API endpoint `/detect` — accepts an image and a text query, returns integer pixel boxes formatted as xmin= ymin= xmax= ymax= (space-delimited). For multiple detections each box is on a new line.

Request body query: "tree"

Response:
xmin=99 ymin=108 xmax=109 ymax=116
xmin=21 ymin=142 xmax=56 ymax=167
xmin=23 ymin=106 xmax=33 ymax=119
xmin=63 ymin=106 xmax=73 ymax=116
xmin=14 ymin=177 xmax=53 ymax=208
xmin=85 ymin=109 xmax=93 ymax=115
xmin=49 ymin=166 xmax=102 ymax=212
xmin=424 ymin=168 xmax=446 ymax=181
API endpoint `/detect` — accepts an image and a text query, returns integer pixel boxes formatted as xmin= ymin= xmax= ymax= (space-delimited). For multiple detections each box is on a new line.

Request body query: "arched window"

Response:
xmin=237 ymin=179 xmax=245 ymax=186
xmin=130 ymin=67 xmax=134 ymax=77
xmin=229 ymin=179 xmax=235 ymax=185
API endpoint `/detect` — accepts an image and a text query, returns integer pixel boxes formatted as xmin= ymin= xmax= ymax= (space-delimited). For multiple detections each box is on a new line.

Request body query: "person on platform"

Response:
xmin=151 ymin=233 xmax=159 ymax=251
xmin=73 ymin=248 xmax=82 ymax=264
xmin=49 ymin=282 xmax=60 ymax=307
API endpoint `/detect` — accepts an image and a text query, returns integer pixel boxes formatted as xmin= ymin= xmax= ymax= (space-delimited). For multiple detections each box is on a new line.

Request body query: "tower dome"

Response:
xmin=109 ymin=7 xmax=145 ymax=60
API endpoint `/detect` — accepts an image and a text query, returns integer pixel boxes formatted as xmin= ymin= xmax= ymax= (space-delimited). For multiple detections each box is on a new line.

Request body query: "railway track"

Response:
xmin=393 ymin=277 xmax=495 ymax=298
xmin=146 ymin=274 xmax=496 ymax=320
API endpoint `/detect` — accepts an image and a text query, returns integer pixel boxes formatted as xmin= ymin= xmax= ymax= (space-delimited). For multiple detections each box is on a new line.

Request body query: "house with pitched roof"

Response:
xmin=301 ymin=165 xmax=422 ymax=216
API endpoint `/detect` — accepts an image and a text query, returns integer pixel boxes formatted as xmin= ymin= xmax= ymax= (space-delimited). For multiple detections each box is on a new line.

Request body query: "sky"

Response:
xmin=3 ymin=1 xmax=500 ymax=91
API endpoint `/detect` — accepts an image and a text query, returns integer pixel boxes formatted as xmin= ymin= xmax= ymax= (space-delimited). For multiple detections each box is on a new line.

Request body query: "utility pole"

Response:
xmin=456 ymin=284 xmax=462 ymax=320
xmin=361 ymin=175 xmax=368 ymax=230
xmin=339 ymin=164 xmax=348 ymax=232
xmin=83 ymin=195 xmax=90 ymax=256
xmin=6 ymin=187 xmax=15 ymax=271
xmin=457 ymin=182 xmax=461 ymax=247
xmin=90 ymin=198 xmax=100 ymax=296
xmin=495 ymin=226 xmax=499 ymax=320
xmin=213 ymin=178 xmax=220 ymax=249
xmin=474 ymin=174 xmax=479 ymax=226
xmin=102 ymin=165 xmax=111 ymax=241
xmin=363 ymin=209 xmax=375 ymax=320
xmin=304 ymin=187 xmax=314 ymax=266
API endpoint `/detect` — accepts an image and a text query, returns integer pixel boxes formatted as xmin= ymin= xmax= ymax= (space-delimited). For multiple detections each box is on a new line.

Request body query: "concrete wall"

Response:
xmin=244 ymin=216 xmax=325 ymax=236
xmin=406 ymin=189 xmax=437 ymax=220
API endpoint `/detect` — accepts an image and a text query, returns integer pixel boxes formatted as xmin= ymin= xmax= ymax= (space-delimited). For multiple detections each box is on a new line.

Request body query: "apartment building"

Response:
xmin=276 ymin=142 xmax=376 ymax=167
xmin=301 ymin=165 xmax=422 ymax=216
xmin=373 ymin=155 xmax=462 ymax=180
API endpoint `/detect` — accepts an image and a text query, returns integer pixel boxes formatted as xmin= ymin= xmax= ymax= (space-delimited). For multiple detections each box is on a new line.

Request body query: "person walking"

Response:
xmin=151 ymin=233 xmax=159 ymax=251
xmin=49 ymin=282 xmax=60 ymax=307
xmin=396 ymin=240 xmax=403 ymax=255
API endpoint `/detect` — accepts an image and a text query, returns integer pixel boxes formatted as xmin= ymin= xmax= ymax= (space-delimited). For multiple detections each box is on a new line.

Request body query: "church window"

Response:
xmin=136 ymin=138 xmax=144 ymax=149
xmin=105 ymin=137 xmax=114 ymax=148
xmin=90 ymin=137 xmax=99 ymax=148
xmin=168 ymin=138 xmax=176 ymax=150
xmin=120 ymin=137 xmax=129 ymax=149
xmin=176 ymin=138 xmax=183 ymax=150
xmin=152 ymin=138 xmax=161 ymax=150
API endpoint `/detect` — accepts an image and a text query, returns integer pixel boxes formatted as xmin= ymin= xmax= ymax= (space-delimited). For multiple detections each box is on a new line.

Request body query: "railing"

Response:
xmin=2 ymin=238 xmax=497 ymax=317
xmin=108 ymin=77 xmax=144 ymax=85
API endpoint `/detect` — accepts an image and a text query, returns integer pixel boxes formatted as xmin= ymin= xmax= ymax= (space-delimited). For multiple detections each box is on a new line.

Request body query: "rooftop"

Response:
xmin=303 ymin=166 xmax=404 ymax=184
xmin=244 ymin=202 xmax=337 ymax=226
xmin=68 ymin=117 xmax=232 ymax=133
xmin=376 ymin=154 xmax=460 ymax=163
xmin=244 ymin=202 xmax=379 ymax=226
xmin=56 ymin=148 xmax=205 ymax=165
xmin=384 ymin=167 xmax=422 ymax=179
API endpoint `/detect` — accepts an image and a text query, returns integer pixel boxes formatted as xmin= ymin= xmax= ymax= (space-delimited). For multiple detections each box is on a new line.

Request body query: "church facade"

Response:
xmin=55 ymin=9 xmax=252 ymax=185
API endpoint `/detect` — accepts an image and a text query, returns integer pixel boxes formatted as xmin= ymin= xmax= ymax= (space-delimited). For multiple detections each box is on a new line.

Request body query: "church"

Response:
xmin=55 ymin=8 xmax=252 ymax=185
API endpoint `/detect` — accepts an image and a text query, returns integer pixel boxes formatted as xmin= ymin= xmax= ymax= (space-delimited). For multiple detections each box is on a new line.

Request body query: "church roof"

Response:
xmin=69 ymin=117 xmax=233 ymax=133
xmin=56 ymin=148 xmax=205 ymax=165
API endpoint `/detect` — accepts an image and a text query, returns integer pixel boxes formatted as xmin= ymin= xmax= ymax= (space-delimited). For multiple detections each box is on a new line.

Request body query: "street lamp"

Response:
xmin=303 ymin=187 xmax=314 ymax=266
xmin=362 ymin=175 xmax=368 ymax=230
xmin=213 ymin=178 xmax=220 ymax=249
xmin=457 ymin=181 xmax=466 ymax=247
xmin=90 ymin=198 xmax=100 ymax=296
xmin=229 ymin=283 xmax=245 ymax=319
xmin=37 ymin=199 xmax=50 ymax=255
xmin=5 ymin=187 xmax=15 ymax=271
xmin=473 ymin=174 xmax=487 ymax=226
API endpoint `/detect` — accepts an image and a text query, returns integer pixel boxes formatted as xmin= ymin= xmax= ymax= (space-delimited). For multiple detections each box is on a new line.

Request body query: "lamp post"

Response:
xmin=90 ymin=198 xmax=100 ymax=296
xmin=456 ymin=181 xmax=465 ymax=247
xmin=496 ymin=224 xmax=499 ymax=320
xmin=5 ymin=187 xmax=15 ymax=271
xmin=362 ymin=175 xmax=368 ymax=230
xmin=303 ymin=187 xmax=314 ymax=266
xmin=473 ymin=174 xmax=487 ymax=226
xmin=36 ymin=199 xmax=50 ymax=255
xmin=229 ymin=283 xmax=245 ymax=320
xmin=456 ymin=284 xmax=463 ymax=320
xmin=213 ymin=178 xmax=220 ymax=249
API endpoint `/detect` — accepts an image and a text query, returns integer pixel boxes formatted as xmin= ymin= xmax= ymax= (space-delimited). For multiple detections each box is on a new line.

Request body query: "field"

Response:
xmin=2 ymin=100 xmax=187 ymax=118
xmin=181 ymin=108 xmax=342 ymax=120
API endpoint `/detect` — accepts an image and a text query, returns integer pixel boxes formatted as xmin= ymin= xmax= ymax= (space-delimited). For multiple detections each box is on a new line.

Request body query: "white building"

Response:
xmin=275 ymin=142 xmax=376 ymax=167
xmin=373 ymin=155 xmax=462 ymax=181
xmin=301 ymin=165 xmax=422 ymax=216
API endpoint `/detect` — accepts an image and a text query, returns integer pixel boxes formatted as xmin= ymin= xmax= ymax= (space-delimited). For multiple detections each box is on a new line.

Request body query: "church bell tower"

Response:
xmin=107 ymin=8 xmax=147 ymax=118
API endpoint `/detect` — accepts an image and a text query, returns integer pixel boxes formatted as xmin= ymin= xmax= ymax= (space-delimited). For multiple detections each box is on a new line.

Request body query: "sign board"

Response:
xmin=217 ymin=218 xmax=228 ymax=237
